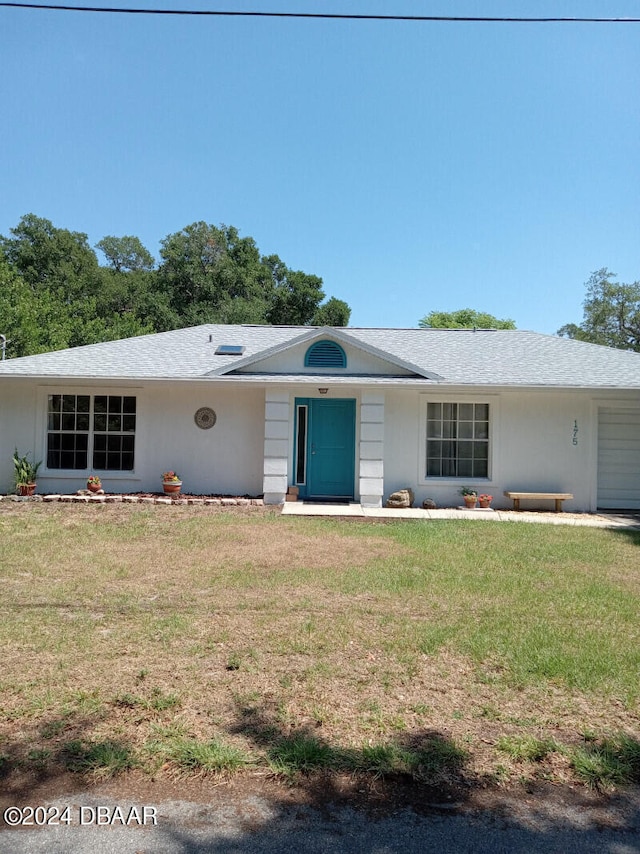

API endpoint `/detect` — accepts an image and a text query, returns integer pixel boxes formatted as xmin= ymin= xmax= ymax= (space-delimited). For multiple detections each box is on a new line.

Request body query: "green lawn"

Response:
xmin=0 ymin=504 xmax=638 ymax=790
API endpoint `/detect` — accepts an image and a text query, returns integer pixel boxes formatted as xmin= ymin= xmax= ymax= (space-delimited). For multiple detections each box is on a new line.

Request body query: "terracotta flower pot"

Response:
xmin=87 ymin=483 xmax=102 ymax=493
xmin=479 ymin=499 xmax=491 ymax=508
xmin=163 ymin=481 xmax=182 ymax=495
xmin=463 ymin=496 xmax=477 ymax=509
xmin=17 ymin=483 xmax=36 ymax=496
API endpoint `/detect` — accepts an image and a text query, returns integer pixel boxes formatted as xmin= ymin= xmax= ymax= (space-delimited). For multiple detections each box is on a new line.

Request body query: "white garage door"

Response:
xmin=597 ymin=408 xmax=640 ymax=509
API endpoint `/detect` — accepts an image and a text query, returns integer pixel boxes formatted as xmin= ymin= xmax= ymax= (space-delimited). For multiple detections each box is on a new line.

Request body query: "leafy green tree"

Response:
xmin=0 ymin=252 xmax=73 ymax=356
xmin=96 ymin=235 xmax=155 ymax=272
xmin=1 ymin=214 xmax=352 ymax=357
xmin=0 ymin=216 xmax=153 ymax=353
xmin=312 ymin=296 xmax=351 ymax=327
xmin=419 ymin=308 xmax=516 ymax=329
xmin=0 ymin=213 xmax=102 ymax=301
xmin=158 ymin=222 xmax=350 ymax=327
xmin=264 ymin=254 xmax=325 ymax=325
xmin=558 ymin=268 xmax=640 ymax=351
xmin=158 ymin=222 xmax=271 ymax=325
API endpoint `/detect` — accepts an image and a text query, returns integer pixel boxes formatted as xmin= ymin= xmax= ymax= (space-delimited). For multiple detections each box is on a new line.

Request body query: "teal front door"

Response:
xmin=295 ymin=398 xmax=356 ymax=500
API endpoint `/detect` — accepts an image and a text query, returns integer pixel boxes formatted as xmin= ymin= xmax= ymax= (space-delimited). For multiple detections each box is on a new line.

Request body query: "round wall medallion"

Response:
xmin=194 ymin=407 xmax=217 ymax=429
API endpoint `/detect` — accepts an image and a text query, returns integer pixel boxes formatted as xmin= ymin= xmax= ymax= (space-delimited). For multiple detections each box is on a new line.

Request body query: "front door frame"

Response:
xmin=294 ymin=397 xmax=356 ymax=500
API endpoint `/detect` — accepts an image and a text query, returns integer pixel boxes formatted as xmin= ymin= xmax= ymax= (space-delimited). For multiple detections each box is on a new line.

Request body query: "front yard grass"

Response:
xmin=0 ymin=504 xmax=638 ymax=791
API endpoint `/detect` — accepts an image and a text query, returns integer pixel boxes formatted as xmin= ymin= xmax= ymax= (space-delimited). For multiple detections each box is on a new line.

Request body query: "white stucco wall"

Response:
xmin=0 ymin=379 xmax=265 ymax=496
xmin=0 ymin=381 xmax=39 ymax=492
xmin=382 ymin=388 xmax=602 ymax=511
xmin=1 ymin=377 xmax=637 ymax=510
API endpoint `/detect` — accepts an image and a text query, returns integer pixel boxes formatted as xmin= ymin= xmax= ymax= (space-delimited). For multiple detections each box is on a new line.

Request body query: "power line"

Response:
xmin=1 ymin=2 xmax=639 ymax=23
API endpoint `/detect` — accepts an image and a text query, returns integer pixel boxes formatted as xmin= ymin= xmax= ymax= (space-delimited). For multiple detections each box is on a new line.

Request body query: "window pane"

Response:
xmin=49 ymin=395 xmax=62 ymax=412
xmin=441 ymin=441 xmax=455 ymax=458
xmin=122 ymin=435 xmax=134 ymax=453
xmin=475 ymin=404 xmax=489 ymax=421
xmin=474 ymin=421 xmax=489 ymax=440
xmin=62 ymin=413 xmax=75 ymax=431
xmin=427 ymin=403 xmax=441 ymax=420
xmin=77 ymin=414 xmax=90 ymax=431
xmin=94 ymin=414 xmax=107 ymax=432
xmin=474 ymin=443 xmax=488 ymax=460
xmin=108 ymin=396 xmax=122 ymax=414
xmin=123 ymin=396 xmax=136 ymax=414
xmin=121 ymin=452 xmax=134 ymax=470
xmin=472 ymin=459 xmax=488 ymax=478
xmin=61 ymin=434 xmax=76 ymax=451
xmin=48 ymin=413 xmax=60 ymax=431
xmin=443 ymin=403 xmax=457 ymax=421
xmin=427 ymin=458 xmax=442 ymax=477
xmin=93 ymin=451 xmax=106 ymax=469
xmin=62 ymin=395 xmax=76 ymax=412
xmin=442 ymin=420 xmax=456 ymax=439
xmin=296 ymin=406 xmax=307 ymax=484
xmin=107 ymin=453 xmax=121 ymax=469
xmin=77 ymin=396 xmax=90 ymax=413
xmin=107 ymin=415 xmax=122 ymax=432
xmin=458 ymin=421 xmax=473 ymax=439
xmin=123 ymin=415 xmax=136 ymax=432
xmin=458 ymin=441 xmax=473 ymax=460
xmin=94 ymin=396 xmax=107 ymax=414
xmin=459 ymin=403 xmax=473 ymax=420
xmin=426 ymin=420 xmax=441 ymax=438
xmin=94 ymin=434 xmax=106 ymax=452
xmin=427 ymin=440 xmax=442 ymax=458
xmin=107 ymin=435 xmax=122 ymax=453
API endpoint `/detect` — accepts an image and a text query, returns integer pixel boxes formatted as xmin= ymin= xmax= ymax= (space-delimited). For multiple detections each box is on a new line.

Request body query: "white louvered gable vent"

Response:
xmin=304 ymin=340 xmax=347 ymax=368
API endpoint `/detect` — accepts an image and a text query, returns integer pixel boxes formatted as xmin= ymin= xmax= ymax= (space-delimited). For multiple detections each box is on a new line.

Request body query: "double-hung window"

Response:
xmin=426 ymin=402 xmax=489 ymax=478
xmin=47 ymin=394 xmax=136 ymax=471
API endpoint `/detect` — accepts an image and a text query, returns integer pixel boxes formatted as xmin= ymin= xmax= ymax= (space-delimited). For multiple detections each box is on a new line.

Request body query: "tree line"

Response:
xmin=420 ymin=271 xmax=640 ymax=354
xmin=0 ymin=214 xmax=351 ymax=358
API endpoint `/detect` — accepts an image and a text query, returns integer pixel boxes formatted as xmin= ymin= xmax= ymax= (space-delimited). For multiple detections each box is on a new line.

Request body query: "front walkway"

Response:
xmin=282 ymin=502 xmax=640 ymax=529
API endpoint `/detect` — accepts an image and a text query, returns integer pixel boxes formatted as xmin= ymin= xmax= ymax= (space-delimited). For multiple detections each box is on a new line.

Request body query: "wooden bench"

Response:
xmin=503 ymin=491 xmax=574 ymax=513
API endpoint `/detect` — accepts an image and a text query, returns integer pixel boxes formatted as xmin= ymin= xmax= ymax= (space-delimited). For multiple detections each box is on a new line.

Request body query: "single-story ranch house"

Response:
xmin=1 ymin=324 xmax=640 ymax=511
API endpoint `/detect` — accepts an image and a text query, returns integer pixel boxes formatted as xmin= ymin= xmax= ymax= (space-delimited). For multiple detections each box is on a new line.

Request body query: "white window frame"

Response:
xmin=38 ymin=386 xmax=141 ymax=478
xmin=418 ymin=394 xmax=499 ymax=484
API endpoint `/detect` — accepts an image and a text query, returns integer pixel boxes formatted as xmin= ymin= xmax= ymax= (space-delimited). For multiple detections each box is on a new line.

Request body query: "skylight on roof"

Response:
xmin=214 ymin=344 xmax=246 ymax=356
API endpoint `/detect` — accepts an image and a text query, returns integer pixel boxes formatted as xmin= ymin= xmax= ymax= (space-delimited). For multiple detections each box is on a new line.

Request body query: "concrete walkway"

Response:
xmin=282 ymin=502 xmax=640 ymax=529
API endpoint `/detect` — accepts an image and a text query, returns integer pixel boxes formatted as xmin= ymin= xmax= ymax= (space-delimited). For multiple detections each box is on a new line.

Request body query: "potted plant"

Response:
xmin=460 ymin=486 xmax=478 ymax=508
xmin=87 ymin=475 xmax=102 ymax=493
xmin=478 ymin=493 xmax=493 ymax=508
xmin=162 ymin=471 xmax=182 ymax=495
xmin=13 ymin=448 xmax=42 ymax=496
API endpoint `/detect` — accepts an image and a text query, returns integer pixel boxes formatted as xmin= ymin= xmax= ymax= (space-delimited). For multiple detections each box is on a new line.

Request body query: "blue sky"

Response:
xmin=1 ymin=1 xmax=639 ymax=333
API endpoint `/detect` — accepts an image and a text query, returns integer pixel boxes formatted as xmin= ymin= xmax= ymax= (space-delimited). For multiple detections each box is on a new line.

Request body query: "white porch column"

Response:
xmin=262 ymin=390 xmax=290 ymax=505
xmin=359 ymin=391 xmax=384 ymax=508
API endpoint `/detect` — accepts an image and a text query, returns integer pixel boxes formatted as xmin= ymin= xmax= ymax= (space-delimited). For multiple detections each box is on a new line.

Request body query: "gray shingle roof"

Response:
xmin=1 ymin=324 xmax=640 ymax=388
